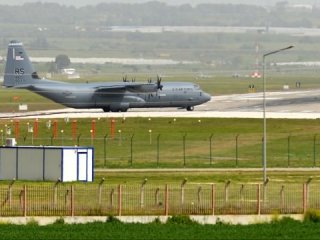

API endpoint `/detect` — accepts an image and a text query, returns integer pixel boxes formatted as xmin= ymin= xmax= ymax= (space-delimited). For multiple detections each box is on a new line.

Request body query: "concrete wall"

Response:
xmin=0 ymin=214 xmax=304 ymax=226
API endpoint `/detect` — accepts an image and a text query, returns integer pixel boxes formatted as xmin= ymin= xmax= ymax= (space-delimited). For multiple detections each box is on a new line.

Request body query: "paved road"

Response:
xmin=2 ymin=89 xmax=320 ymax=119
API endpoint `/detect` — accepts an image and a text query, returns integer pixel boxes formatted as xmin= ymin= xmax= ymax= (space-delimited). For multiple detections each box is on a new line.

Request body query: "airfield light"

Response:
xmin=90 ymin=129 xmax=94 ymax=145
xmin=149 ymin=129 xmax=152 ymax=144
xmin=61 ymin=129 xmax=64 ymax=146
xmin=118 ymin=129 xmax=122 ymax=146
xmin=262 ymin=45 xmax=294 ymax=183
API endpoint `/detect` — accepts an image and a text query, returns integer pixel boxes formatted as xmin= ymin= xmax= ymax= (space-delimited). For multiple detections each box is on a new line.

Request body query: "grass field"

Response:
xmin=0 ymin=216 xmax=319 ymax=240
xmin=1 ymin=117 xmax=320 ymax=170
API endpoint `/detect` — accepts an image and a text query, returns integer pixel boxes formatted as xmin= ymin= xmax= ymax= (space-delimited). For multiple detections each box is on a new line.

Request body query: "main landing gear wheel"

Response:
xmin=102 ymin=107 xmax=111 ymax=112
xmin=186 ymin=106 xmax=194 ymax=111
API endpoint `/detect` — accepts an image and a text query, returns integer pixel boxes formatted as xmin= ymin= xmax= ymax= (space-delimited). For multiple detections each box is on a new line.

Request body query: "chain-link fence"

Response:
xmin=1 ymin=118 xmax=320 ymax=168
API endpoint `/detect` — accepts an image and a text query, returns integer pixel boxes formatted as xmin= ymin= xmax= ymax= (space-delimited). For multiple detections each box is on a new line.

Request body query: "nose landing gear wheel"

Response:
xmin=186 ymin=106 xmax=194 ymax=111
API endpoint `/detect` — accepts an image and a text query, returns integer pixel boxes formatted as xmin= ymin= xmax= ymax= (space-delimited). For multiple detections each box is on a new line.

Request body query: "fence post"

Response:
xmin=77 ymin=134 xmax=81 ymax=146
xmin=280 ymin=185 xmax=285 ymax=213
xmin=313 ymin=134 xmax=317 ymax=168
xmin=165 ymin=184 xmax=169 ymax=216
xmin=303 ymin=177 xmax=312 ymax=214
xmin=235 ymin=134 xmax=239 ymax=167
xmin=104 ymin=134 xmax=108 ymax=167
xmin=23 ymin=185 xmax=27 ymax=217
xmin=197 ymin=186 xmax=202 ymax=204
xmin=303 ymin=183 xmax=307 ymax=214
xmin=140 ymin=178 xmax=147 ymax=208
xmin=110 ymin=188 xmax=115 ymax=209
xmin=240 ymin=184 xmax=244 ymax=202
xmin=224 ymin=180 xmax=231 ymax=204
xmin=287 ymin=135 xmax=291 ymax=168
xmin=155 ymin=188 xmax=160 ymax=205
xmin=8 ymin=178 xmax=15 ymax=208
xmin=257 ymin=184 xmax=261 ymax=215
xmin=263 ymin=177 xmax=269 ymax=207
xmin=118 ymin=184 xmax=122 ymax=216
xmin=130 ymin=135 xmax=134 ymax=167
xmin=157 ymin=134 xmax=160 ymax=167
xmin=209 ymin=134 xmax=213 ymax=165
xmin=183 ymin=134 xmax=187 ymax=167
xmin=211 ymin=184 xmax=215 ymax=215
xmin=65 ymin=190 xmax=69 ymax=206
xmin=181 ymin=178 xmax=187 ymax=205
xmin=70 ymin=185 xmax=74 ymax=217
xmin=98 ymin=178 xmax=105 ymax=206
xmin=53 ymin=178 xmax=61 ymax=207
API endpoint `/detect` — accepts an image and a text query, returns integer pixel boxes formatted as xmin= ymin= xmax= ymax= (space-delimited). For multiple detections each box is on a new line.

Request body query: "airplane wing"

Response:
xmin=94 ymin=83 xmax=158 ymax=94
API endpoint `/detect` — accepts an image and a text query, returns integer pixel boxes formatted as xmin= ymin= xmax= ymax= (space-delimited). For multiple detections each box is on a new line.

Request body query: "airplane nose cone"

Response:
xmin=203 ymin=92 xmax=211 ymax=102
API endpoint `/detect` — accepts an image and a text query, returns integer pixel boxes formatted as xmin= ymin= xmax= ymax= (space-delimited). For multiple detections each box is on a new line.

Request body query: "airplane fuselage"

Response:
xmin=27 ymin=80 xmax=211 ymax=112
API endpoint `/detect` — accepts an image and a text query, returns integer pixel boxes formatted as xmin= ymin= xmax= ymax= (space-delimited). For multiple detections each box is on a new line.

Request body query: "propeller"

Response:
xmin=147 ymin=78 xmax=152 ymax=84
xmin=156 ymin=75 xmax=163 ymax=90
xmin=132 ymin=77 xmax=136 ymax=82
xmin=122 ymin=75 xmax=128 ymax=82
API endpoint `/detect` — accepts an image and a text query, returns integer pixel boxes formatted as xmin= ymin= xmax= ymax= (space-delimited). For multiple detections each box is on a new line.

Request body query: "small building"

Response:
xmin=0 ymin=146 xmax=94 ymax=182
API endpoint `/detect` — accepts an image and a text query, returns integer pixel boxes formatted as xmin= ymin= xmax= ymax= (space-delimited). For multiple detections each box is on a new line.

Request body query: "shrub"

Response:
xmin=53 ymin=217 xmax=65 ymax=225
xmin=106 ymin=215 xmax=122 ymax=224
xmin=151 ymin=217 xmax=162 ymax=224
xmin=304 ymin=209 xmax=320 ymax=223
xmin=272 ymin=216 xmax=298 ymax=224
xmin=166 ymin=215 xmax=198 ymax=225
xmin=26 ymin=218 xmax=39 ymax=226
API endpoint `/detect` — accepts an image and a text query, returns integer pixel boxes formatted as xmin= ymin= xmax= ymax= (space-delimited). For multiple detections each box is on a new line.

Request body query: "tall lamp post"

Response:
xmin=262 ymin=45 xmax=294 ymax=183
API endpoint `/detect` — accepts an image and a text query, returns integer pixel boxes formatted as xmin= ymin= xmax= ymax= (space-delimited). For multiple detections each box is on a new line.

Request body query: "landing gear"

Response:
xmin=186 ymin=106 xmax=194 ymax=111
xmin=102 ymin=107 xmax=111 ymax=112
xmin=103 ymin=107 xmax=128 ymax=112
xmin=111 ymin=108 xmax=128 ymax=112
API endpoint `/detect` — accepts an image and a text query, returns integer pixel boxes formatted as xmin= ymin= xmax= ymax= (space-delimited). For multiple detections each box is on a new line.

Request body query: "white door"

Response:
xmin=78 ymin=152 xmax=87 ymax=181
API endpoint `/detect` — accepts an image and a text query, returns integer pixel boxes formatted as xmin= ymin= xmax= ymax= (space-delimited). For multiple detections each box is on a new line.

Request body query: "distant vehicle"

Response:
xmin=3 ymin=41 xmax=211 ymax=112
xmin=61 ymin=68 xmax=76 ymax=75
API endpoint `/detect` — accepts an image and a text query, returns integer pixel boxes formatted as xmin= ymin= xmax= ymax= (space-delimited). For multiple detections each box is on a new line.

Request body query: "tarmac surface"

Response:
xmin=1 ymin=89 xmax=320 ymax=119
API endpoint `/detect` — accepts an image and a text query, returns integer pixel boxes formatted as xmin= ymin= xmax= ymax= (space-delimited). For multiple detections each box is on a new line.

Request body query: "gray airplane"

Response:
xmin=3 ymin=41 xmax=211 ymax=112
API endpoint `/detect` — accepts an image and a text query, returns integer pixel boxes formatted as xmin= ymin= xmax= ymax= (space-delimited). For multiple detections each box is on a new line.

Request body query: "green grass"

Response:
xmin=0 ymin=217 xmax=319 ymax=240
xmin=2 ymin=117 xmax=320 ymax=169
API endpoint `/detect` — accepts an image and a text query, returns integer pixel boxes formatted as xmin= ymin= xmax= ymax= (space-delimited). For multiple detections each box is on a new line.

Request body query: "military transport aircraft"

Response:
xmin=3 ymin=41 xmax=211 ymax=112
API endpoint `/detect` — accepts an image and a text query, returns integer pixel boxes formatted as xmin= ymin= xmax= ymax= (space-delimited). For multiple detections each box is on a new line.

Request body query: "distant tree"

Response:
xmin=55 ymin=54 xmax=71 ymax=70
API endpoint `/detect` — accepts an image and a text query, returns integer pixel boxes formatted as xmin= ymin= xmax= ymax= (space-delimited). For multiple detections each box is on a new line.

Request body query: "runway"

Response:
xmin=2 ymin=89 xmax=320 ymax=119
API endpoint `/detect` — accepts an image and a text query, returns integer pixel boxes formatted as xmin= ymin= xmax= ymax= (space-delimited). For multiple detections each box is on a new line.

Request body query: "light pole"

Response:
xmin=262 ymin=45 xmax=294 ymax=183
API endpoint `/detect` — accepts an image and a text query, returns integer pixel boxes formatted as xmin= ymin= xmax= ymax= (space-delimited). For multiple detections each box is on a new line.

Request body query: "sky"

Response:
xmin=0 ymin=0 xmax=318 ymax=7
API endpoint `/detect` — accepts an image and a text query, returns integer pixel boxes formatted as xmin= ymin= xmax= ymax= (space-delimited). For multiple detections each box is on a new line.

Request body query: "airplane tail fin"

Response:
xmin=4 ymin=40 xmax=39 ymax=87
